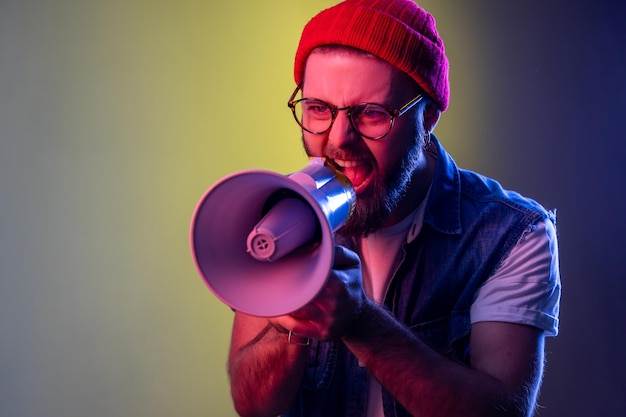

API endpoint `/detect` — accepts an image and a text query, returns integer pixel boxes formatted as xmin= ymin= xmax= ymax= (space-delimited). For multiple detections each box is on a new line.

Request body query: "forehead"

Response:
xmin=302 ymin=48 xmax=416 ymax=103
xmin=302 ymin=51 xmax=393 ymax=99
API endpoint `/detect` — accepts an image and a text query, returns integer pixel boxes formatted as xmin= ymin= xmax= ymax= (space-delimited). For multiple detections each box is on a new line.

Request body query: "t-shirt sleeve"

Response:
xmin=470 ymin=219 xmax=561 ymax=336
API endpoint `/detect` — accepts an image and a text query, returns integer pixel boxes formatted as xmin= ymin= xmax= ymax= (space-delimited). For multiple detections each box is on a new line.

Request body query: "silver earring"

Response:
xmin=423 ymin=131 xmax=432 ymax=149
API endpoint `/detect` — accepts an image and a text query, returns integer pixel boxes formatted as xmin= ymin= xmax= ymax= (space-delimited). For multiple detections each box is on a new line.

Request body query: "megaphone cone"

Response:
xmin=190 ymin=158 xmax=355 ymax=317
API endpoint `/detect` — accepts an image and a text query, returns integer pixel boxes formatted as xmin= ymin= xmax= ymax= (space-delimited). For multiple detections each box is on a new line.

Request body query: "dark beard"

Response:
xmin=339 ymin=138 xmax=422 ymax=238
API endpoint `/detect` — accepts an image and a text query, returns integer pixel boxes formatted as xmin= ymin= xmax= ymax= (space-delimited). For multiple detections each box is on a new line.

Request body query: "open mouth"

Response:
xmin=333 ymin=158 xmax=373 ymax=190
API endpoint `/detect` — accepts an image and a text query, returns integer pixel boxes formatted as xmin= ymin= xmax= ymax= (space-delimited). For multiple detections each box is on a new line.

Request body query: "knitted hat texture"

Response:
xmin=294 ymin=0 xmax=450 ymax=111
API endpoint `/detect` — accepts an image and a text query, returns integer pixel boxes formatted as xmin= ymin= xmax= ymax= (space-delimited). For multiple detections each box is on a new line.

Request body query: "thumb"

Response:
xmin=333 ymin=245 xmax=361 ymax=269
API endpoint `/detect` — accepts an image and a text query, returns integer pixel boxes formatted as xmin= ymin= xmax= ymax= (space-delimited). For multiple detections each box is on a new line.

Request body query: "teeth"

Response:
xmin=334 ymin=159 xmax=358 ymax=168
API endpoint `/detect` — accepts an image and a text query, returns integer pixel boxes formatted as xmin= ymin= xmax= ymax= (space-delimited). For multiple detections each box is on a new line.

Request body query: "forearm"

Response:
xmin=228 ymin=323 xmax=309 ymax=417
xmin=341 ymin=302 xmax=525 ymax=417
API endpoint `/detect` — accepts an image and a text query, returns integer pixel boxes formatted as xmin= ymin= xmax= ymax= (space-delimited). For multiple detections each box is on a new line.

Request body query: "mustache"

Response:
xmin=322 ymin=144 xmax=372 ymax=162
xmin=301 ymin=132 xmax=372 ymax=162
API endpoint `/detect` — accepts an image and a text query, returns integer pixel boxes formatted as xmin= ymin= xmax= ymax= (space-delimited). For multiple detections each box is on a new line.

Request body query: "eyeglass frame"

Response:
xmin=287 ymin=84 xmax=424 ymax=140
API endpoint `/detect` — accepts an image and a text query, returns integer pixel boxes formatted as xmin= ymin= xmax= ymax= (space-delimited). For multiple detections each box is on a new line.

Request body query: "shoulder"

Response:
xmin=459 ymin=168 xmax=552 ymax=221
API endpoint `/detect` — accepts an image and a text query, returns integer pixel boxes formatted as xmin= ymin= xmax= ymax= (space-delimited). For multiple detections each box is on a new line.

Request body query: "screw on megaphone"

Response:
xmin=246 ymin=197 xmax=317 ymax=262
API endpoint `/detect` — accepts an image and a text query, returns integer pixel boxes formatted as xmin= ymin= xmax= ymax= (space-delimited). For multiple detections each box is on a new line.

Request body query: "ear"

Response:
xmin=423 ymin=102 xmax=441 ymax=133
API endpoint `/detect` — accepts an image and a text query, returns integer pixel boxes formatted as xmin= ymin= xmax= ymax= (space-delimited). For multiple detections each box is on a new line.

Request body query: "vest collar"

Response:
xmin=421 ymin=134 xmax=462 ymax=236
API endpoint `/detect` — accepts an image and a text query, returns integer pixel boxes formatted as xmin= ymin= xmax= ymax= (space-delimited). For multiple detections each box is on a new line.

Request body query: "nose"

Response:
xmin=327 ymin=110 xmax=359 ymax=149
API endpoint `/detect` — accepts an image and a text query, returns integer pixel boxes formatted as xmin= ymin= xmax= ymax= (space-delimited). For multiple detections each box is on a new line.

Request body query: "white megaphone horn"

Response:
xmin=189 ymin=157 xmax=356 ymax=317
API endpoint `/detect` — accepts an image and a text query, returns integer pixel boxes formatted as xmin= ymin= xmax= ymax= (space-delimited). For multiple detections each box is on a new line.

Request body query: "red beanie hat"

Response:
xmin=294 ymin=0 xmax=450 ymax=112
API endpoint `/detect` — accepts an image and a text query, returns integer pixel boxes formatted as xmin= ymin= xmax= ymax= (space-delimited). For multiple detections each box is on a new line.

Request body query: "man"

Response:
xmin=227 ymin=1 xmax=561 ymax=416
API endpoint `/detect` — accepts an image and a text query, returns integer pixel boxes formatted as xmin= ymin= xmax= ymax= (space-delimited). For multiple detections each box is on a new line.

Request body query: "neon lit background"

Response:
xmin=1 ymin=1 xmax=625 ymax=416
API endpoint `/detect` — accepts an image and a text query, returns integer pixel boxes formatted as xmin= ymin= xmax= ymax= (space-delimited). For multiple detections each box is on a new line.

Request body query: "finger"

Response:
xmin=270 ymin=305 xmax=323 ymax=333
xmin=333 ymin=245 xmax=361 ymax=269
xmin=270 ymin=315 xmax=319 ymax=340
xmin=270 ymin=315 xmax=303 ymax=334
xmin=290 ymin=302 xmax=325 ymax=322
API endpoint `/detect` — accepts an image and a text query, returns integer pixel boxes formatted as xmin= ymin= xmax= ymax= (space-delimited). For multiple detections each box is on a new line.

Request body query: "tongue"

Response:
xmin=342 ymin=163 xmax=371 ymax=187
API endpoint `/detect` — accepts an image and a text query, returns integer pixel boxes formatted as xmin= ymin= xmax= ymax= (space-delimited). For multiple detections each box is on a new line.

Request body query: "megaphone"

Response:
xmin=190 ymin=157 xmax=356 ymax=317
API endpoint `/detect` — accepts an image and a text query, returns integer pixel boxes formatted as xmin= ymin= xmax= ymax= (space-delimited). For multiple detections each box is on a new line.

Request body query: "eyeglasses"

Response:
xmin=287 ymin=85 xmax=423 ymax=140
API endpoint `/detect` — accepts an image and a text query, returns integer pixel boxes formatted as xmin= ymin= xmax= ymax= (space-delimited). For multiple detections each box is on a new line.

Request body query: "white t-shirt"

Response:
xmin=360 ymin=198 xmax=561 ymax=417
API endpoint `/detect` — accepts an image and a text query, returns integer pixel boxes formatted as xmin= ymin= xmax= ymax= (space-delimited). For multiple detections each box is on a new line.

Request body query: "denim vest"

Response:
xmin=283 ymin=136 xmax=555 ymax=417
